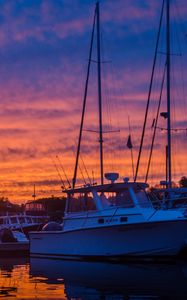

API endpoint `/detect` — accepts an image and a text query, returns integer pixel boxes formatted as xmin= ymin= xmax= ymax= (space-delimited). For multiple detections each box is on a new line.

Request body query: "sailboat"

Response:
xmin=134 ymin=0 xmax=187 ymax=210
xmin=29 ymin=1 xmax=187 ymax=259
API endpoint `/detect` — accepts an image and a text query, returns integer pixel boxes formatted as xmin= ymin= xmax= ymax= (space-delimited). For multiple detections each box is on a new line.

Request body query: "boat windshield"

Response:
xmin=99 ymin=189 xmax=151 ymax=208
xmin=103 ymin=190 xmax=134 ymax=208
xmin=67 ymin=187 xmax=151 ymax=213
xmin=67 ymin=193 xmax=96 ymax=213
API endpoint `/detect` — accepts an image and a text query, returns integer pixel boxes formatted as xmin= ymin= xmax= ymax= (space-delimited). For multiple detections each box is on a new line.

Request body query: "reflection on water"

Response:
xmin=0 ymin=257 xmax=66 ymax=299
xmin=0 ymin=256 xmax=187 ymax=299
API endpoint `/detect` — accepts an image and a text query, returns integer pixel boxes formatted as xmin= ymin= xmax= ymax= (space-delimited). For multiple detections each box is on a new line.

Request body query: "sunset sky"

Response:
xmin=0 ymin=0 xmax=187 ymax=203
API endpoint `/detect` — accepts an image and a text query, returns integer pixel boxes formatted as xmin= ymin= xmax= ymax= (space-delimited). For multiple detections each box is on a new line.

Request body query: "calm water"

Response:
xmin=0 ymin=256 xmax=187 ymax=299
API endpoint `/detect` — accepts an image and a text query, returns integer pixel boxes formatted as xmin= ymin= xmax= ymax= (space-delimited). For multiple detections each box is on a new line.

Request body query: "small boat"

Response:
xmin=29 ymin=2 xmax=187 ymax=260
xmin=0 ymin=214 xmax=49 ymax=235
xmin=0 ymin=228 xmax=29 ymax=255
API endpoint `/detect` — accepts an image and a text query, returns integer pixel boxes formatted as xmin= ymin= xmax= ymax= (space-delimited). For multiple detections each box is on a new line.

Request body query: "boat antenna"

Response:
xmin=134 ymin=0 xmax=164 ymax=182
xmin=166 ymin=0 xmax=172 ymax=187
xmin=96 ymin=1 xmax=104 ymax=185
xmin=56 ymin=155 xmax=71 ymax=188
xmin=50 ymin=156 xmax=66 ymax=190
xmin=32 ymin=184 xmax=36 ymax=201
xmin=72 ymin=5 xmax=96 ymax=189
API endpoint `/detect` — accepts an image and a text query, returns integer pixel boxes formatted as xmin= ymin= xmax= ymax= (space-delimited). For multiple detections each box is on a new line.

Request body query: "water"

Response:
xmin=0 ymin=256 xmax=187 ymax=299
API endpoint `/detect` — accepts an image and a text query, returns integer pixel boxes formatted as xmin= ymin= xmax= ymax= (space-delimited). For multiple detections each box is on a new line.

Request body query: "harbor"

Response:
xmin=0 ymin=0 xmax=187 ymax=298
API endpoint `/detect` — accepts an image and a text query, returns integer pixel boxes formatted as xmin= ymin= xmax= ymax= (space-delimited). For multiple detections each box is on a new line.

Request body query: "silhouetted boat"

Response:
xmin=29 ymin=1 xmax=187 ymax=260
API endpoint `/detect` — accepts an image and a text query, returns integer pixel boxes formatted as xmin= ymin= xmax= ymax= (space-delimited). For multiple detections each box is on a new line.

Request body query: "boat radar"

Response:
xmin=104 ymin=173 xmax=119 ymax=183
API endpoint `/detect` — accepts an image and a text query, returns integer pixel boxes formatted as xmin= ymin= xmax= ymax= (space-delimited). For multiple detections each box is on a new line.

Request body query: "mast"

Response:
xmin=166 ymin=0 xmax=172 ymax=187
xmin=134 ymin=0 xmax=164 ymax=182
xmin=96 ymin=2 xmax=104 ymax=185
xmin=72 ymin=7 xmax=96 ymax=188
xmin=72 ymin=2 xmax=104 ymax=188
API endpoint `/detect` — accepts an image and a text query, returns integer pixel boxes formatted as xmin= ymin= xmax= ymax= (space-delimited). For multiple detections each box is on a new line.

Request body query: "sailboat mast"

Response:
xmin=72 ymin=7 xmax=96 ymax=189
xmin=166 ymin=0 xmax=172 ymax=187
xmin=96 ymin=2 xmax=104 ymax=185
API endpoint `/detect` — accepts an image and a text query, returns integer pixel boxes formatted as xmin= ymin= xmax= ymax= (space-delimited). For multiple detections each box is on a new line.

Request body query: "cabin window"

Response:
xmin=135 ymin=189 xmax=152 ymax=208
xmin=115 ymin=190 xmax=134 ymax=207
xmin=98 ymin=192 xmax=110 ymax=208
xmin=67 ymin=193 xmax=96 ymax=213
xmin=104 ymin=191 xmax=134 ymax=208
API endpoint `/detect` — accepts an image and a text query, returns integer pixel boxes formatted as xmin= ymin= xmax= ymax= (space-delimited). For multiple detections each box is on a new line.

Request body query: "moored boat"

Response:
xmin=0 ymin=228 xmax=29 ymax=255
xmin=0 ymin=214 xmax=49 ymax=235
xmin=29 ymin=1 xmax=187 ymax=260
xmin=30 ymin=178 xmax=187 ymax=259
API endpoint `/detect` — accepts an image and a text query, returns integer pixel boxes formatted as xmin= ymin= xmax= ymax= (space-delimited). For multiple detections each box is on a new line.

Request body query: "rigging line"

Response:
xmin=72 ymin=5 xmax=96 ymax=189
xmin=156 ymin=127 xmax=187 ymax=131
xmin=100 ymin=30 xmax=113 ymax=170
xmin=50 ymin=156 xmax=66 ymax=190
xmin=101 ymin=29 xmax=116 ymax=170
xmin=72 ymin=139 xmax=89 ymax=186
xmin=83 ymin=129 xmax=120 ymax=133
xmin=79 ymin=154 xmax=92 ymax=185
xmin=134 ymin=0 xmax=165 ymax=182
xmin=78 ymin=163 xmax=87 ymax=185
xmin=145 ymin=63 xmax=166 ymax=183
xmin=146 ymin=31 xmax=163 ymax=184
xmin=56 ymin=155 xmax=71 ymax=188
xmin=128 ymin=115 xmax=135 ymax=181
xmin=173 ymin=2 xmax=187 ymax=124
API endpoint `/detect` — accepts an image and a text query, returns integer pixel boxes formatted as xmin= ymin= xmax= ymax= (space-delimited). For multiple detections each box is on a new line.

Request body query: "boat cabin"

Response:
xmin=64 ymin=182 xmax=152 ymax=214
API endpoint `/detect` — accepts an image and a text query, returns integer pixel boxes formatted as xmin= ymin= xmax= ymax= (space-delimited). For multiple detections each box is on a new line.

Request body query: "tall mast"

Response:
xmin=96 ymin=2 xmax=104 ymax=185
xmin=72 ymin=7 xmax=96 ymax=188
xmin=134 ymin=0 xmax=164 ymax=182
xmin=166 ymin=0 xmax=172 ymax=187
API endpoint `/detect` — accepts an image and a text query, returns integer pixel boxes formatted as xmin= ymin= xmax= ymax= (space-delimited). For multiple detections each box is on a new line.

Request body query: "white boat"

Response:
xmin=29 ymin=1 xmax=187 ymax=259
xmin=30 ymin=179 xmax=187 ymax=258
xmin=0 ymin=228 xmax=29 ymax=254
xmin=0 ymin=214 xmax=49 ymax=234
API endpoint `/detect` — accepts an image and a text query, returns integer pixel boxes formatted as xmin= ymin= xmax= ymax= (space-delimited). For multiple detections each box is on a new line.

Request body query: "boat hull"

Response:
xmin=0 ymin=242 xmax=29 ymax=255
xmin=29 ymin=219 xmax=187 ymax=259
